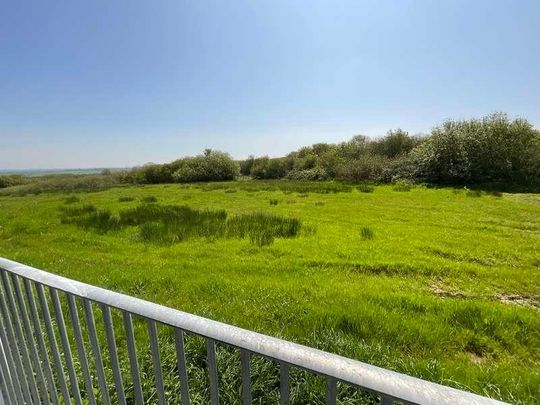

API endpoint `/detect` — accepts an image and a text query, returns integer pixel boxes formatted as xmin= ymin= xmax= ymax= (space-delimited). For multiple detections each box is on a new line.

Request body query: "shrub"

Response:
xmin=335 ymin=155 xmax=389 ymax=182
xmin=130 ymin=163 xmax=175 ymax=184
xmin=240 ymin=156 xmax=256 ymax=176
xmin=118 ymin=196 xmax=135 ymax=202
xmin=408 ymin=113 xmax=540 ymax=185
xmin=285 ymin=167 xmax=328 ymax=181
xmin=0 ymin=175 xmax=28 ymax=188
xmin=250 ymin=157 xmax=289 ymax=179
xmin=368 ymin=129 xmax=420 ymax=158
xmin=172 ymin=150 xmax=240 ymax=182
xmin=269 ymin=199 xmax=279 ymax=206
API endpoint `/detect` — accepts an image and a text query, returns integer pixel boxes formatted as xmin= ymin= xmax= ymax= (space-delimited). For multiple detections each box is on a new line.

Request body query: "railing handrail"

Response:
xmin=0 ymin=257 xmax=506 ymax=405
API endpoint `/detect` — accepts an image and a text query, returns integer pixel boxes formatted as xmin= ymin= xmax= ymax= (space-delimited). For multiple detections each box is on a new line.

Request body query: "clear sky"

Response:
xmin=1 ymin=0 xmax=539 ymax=169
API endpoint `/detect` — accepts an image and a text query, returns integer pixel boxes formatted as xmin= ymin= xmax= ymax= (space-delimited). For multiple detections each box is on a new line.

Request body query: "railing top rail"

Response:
xmin=0 ymin=257 xmax=506 ymax=405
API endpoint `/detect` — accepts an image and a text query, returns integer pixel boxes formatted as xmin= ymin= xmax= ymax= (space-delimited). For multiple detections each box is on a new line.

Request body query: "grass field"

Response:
xmin=0 ymin=181 xmax=539 ymax=404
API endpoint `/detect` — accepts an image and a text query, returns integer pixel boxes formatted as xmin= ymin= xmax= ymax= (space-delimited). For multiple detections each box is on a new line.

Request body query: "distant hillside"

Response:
xmin=0 ymin=168 xmax=126 ymax=177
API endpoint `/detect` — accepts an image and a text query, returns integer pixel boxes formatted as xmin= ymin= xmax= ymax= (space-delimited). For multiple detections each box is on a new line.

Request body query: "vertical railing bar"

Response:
xmin=0 ymin=271 xmax=39 ymax=403
xmin=279 ymin=363 xmax=289 ymax=405
xmin=36 ymin=282 xmax=71 ymax=404
xmin=23 ymin=279 xmax=59 ymax=405
xmin=0 ymin=339 xmax=16 ymax=405
xmin=0 ymin=286 xmax=28 ymax=404
xmin=0 ymin=316 xmax=24 ymax=404
xmin=326 ymin=376 xmax=337 ymax=405
xmin=0 ymin=358 xmax=12 ymax=405
xmin=174 ymin=329 xmax=190 ymax=405
xmin=207 ymin=339 xmax=219 ymax=405
xmin=83 ymin=299 xmax=111 ymax=405
xmin=0 ymin=357 xmax=11 ymax=405
xmin=147 ymin=319 xmax=166 ymax=405
xmin=122 ymin=312 xmax=144 ymax=405
xmin=66 ymin=294 xmax=97 ymax=405
xmin=10 ymin=273 xmax=49 ymax=402
xmin=101 ymin=304 xmax=127 ymax=405
xmin=241 ymin=349 xmax=251 ymax=405
xmin=50 ymin=287 xmax=83 ymax=405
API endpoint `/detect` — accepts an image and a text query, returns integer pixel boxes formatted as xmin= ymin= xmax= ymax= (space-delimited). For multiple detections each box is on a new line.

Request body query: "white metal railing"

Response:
xmin=0 ymin=257 xmax=507 ymax=404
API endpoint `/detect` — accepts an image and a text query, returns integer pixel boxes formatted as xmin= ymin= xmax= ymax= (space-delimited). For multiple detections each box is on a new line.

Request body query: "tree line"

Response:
xmin=118 ymin=113 xmax=539 ymax=188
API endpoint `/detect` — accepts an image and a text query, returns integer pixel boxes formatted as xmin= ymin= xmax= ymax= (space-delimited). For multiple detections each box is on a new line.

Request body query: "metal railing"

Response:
xmin=0 ymin=257 xmax=506 ymax=405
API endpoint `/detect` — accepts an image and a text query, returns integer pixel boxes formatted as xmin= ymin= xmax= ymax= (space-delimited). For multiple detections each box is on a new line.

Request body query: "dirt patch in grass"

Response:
xmin=306 ymin=261 xmax=440 ymax=277
xmin=466 ymin=350 xmax=486 ymax=365
xmin=427 ymin=248 xmax=495 ymax=267
xmin=430 ymin=284 xmax=466 ymax=299
xmin=496 ymin=294 xmax=540 ymax=310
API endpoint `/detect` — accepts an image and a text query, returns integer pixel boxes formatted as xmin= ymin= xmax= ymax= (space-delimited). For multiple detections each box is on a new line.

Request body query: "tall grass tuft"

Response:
xmin=360 ymin=227 xmax=374 ymax=240
xmin=356 ymin=183 xmax=375 ymax=193
xmin=227 ymin=213 xmax=301 ymax=246
xmin=393 ymin=180 xmax=414 ymax=192
xmin=141 ymin=195 xmax=158 ymax=203
xmin=118 ymin=196 xmax=135 ymax=202
xmin=64 ymin=195 xmax=80 ymax=204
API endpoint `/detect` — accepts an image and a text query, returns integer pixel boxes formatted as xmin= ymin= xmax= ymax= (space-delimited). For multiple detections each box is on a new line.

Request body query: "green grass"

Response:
xmin=0 ymin=181 xmax=539 ymax=403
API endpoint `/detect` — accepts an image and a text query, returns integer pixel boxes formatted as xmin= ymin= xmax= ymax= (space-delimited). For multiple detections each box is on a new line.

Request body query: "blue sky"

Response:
xmin=1 ymin=0 xmax=539 ymax=169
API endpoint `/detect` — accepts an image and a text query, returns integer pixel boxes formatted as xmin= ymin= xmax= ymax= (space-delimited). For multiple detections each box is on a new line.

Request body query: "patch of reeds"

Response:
xmin=60 ymin=204 xmax=119 ymax=234
xmin=60 ymin=203 xmax=301 ymax=246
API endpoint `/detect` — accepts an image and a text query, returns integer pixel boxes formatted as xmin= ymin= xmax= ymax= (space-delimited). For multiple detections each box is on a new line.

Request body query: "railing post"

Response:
xmin=174 ymin=329 xmax=190 ymax=405
xmin=122 ymin=312 xmax=145 ymax=405
xmin=207 ymin=339 xmax=219 ymax=405
xmin=147 ymin=320 xmax=166 ymax=405
xmin=83 ymin=299 xmax=111 ymax=405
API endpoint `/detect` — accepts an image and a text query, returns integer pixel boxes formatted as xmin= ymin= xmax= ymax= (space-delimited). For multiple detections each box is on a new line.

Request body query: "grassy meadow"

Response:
xmin=0 ymin=181 xmax=539 ymax=404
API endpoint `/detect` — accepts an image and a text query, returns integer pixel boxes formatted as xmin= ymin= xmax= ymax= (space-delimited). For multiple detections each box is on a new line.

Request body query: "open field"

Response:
xmin=0 ymin=181 xmax=539 ymax=403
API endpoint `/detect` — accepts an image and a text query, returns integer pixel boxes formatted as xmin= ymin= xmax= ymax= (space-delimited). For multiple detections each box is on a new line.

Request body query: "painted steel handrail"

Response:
xmin=0 ymin=257 xmax=507 ymax=404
